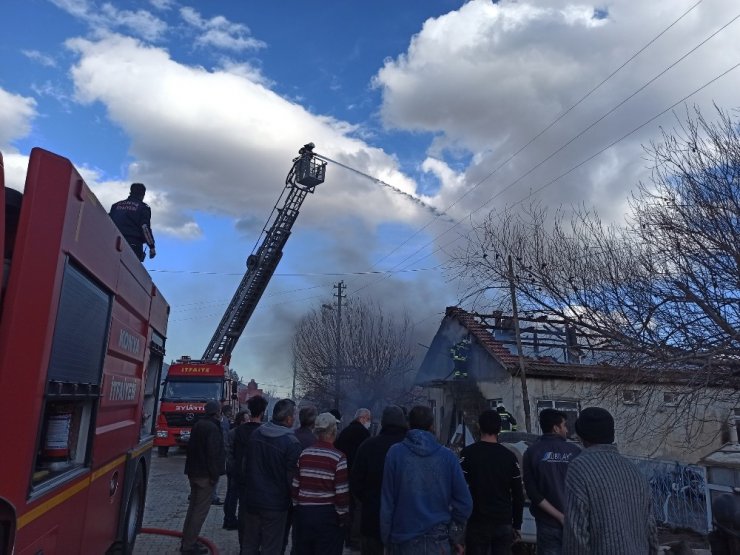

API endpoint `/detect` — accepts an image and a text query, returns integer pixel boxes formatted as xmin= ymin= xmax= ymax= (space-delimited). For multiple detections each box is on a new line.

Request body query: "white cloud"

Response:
xmin=61 ymin=32 xmax=449 ymax=268
xmin=0 ymin=87 xmax=37 ymax=150
xmin=374 ymin=0 xmax=740 ymax=222
xmin=49 ymin=0 xmax=167 ymax=41
xmin=90 ymin=179 xmax=203 ymax=240
xmin=30 ymin=81 xmax=73 ymax=109
xmin=149 ymin=0 xmax=173 ymax=10
xmin=180 ymin=7 xmax=265 ymax=52
xmin=217 ymin=59 xmax=274 ymax=88
xmin=22 ymin=49 xmax=57 ymax=67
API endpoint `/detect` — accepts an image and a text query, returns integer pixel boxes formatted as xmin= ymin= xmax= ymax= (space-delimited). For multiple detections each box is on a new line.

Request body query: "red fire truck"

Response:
xmin=0 ymin=148 xmax=169 ymax=554
xmin=155 ymin=358 xmax=235 ymax=456
xmin=154 ymin=143 xmax=326 ymax=456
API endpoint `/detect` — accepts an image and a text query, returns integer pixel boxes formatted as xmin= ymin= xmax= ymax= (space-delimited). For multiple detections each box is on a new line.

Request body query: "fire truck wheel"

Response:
xmin=157 ymin=446 xmax=169 ymax=458
xmin=122 ymin=464 xmax=146 ymax=554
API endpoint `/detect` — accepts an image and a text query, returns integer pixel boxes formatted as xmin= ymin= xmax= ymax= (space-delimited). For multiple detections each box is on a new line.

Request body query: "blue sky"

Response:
xmin=2 ymin=0 xmax=740 ymax=395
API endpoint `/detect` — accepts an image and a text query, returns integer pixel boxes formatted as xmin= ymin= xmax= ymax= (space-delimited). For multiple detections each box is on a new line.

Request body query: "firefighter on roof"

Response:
xmin=450 ymin=338 xmax=471 ymax=379
xmin=110 ymin=182 xmax=156 ymax=262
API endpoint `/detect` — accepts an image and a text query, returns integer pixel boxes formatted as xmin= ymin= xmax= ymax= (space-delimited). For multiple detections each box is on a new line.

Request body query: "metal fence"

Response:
xmin=629 ymin=456 xmax=710 ymax=534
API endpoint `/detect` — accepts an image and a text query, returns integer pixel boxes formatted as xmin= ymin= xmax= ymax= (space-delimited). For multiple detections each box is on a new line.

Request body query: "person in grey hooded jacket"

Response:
xmin=241 ymin=399 xmax=302 ymax=555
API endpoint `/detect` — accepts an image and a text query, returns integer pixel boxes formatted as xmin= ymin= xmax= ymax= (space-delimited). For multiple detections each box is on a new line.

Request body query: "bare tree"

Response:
xmin=452 ymin=106 xmax=740 ymax=447
xmin=293 ymin=298 xmax=416 ymax=416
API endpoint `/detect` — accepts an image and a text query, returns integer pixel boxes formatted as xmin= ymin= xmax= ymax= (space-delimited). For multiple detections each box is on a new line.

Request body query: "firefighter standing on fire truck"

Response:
xmin=109 ymin=182 xmax=156 ymax=261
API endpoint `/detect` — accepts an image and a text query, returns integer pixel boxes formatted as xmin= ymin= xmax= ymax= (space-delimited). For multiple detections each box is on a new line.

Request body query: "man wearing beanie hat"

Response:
xmin=181 ymin=400 xmax=226 ymax=554
xmin=563 ymin=407 xmax=659 ymax=555
xmin=109 ymin=182 xmax=156 ymax=262
xmin=350 ymin=405 xmax=408 ymax=554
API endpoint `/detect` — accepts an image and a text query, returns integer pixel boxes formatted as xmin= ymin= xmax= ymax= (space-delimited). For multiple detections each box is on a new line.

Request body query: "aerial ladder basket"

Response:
xmin=295 ymin=143 xmax=326 ymax=188
xmin=201 ymin=142 xmax=327 ymax=364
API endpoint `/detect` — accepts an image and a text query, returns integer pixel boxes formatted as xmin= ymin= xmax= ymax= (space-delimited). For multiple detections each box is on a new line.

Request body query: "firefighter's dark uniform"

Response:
xmin=109 ymin=183 xmax=155 ymax=262
xmin=450 ymin=338 xmax=471 ymax=379
xmin=497 ymin=407 xmax=518 ymax=432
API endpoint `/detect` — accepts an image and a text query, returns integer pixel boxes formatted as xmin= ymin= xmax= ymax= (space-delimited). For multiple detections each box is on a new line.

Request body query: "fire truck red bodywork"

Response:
xmin=154 ymin=361 xmax=229 ymax=451
xmin=0 ymin=148 xmax=169 ymax=554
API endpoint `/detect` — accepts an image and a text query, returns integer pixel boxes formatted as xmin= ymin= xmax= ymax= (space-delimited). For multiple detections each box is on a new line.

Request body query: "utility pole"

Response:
xmin=291 ymin=356 xmax=297 ymax=400
xmin=333 ymin=281 xmax=345 ymax=411
xmin=508 ymin=255 xmax=532 ymax=433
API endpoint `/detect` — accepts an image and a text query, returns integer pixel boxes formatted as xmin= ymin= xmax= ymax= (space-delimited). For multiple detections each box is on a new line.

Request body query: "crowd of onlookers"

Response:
xmin=178 ymin=397 xmax=739 ymax=555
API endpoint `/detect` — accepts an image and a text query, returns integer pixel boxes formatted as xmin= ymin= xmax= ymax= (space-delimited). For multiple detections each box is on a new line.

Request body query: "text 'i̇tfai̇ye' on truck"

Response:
xmin=154 ymin=143 xmax=326 ymax=457
xmin=0 ymin=148 xmax=169 ymax=554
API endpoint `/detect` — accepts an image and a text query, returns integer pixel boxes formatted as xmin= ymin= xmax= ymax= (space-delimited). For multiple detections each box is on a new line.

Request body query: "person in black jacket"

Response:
xmin=522 ymin=409 xmax=580 ymax=555
xmin=109 ymin=182 xmax=156 ymax=261
xmin=350 ymin=405 xmax=407 ymax=555
xmin=335 ymin=408 xmax=372 ymax=548
xmin=242 ymin=398 xmax=302 ymax=555
xmin=181 ymin=400 xmax=226 ymax=555
xmin=232 ymin=396 xmax=268 ymax=548
xmin=223 ymin=409 xmax=248 ymax=530
xmin=460 ymin=409 xmax=524 ymax=555
xmin=334 ymin=408 xmax=372 ymax=470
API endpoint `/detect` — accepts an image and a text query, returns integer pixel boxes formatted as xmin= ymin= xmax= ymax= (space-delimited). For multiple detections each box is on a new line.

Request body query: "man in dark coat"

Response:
xmin=233 ymin=395 xmax=268 ymax=548
xmin=109 ymin=182 xmax=156 ymax=261
xmin=350 ymin=405 xmax=407 ymax=555
xmin=242 ymin=398 xmax=302 ymax=555
xmin=522 ymin=408 xmax=580 ymax=555
xmin=335 ymin=408 xmax=372 ymax=549
xmin=181 ymin=400 xmax=226 ymax=555
xmin=334 ymin=408 xmax=372 ymax=470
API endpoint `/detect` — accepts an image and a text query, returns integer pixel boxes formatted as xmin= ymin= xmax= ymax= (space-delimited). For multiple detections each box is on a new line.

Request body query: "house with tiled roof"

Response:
xmin=415 ymin=307 xmax=739 ymax=463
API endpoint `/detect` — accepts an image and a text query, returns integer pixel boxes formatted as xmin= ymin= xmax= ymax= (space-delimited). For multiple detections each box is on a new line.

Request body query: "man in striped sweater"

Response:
xmin=292 ymin=412 xmax=350 ymax=555
xmin=563 ymin=407 xmax=659 ymax=555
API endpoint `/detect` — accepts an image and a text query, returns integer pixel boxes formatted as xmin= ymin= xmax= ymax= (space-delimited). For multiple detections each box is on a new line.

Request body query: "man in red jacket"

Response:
xmin=292 ymin=412 xmax=349 ymax=554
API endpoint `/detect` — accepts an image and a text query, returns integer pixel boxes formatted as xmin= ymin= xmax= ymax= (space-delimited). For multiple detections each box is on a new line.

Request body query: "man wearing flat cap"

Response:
xmin=181 ymin=400 xmax=226 ymax=554
xmin=292 ymin=412 xmax=349 ymax=554
xmin=563 ymin=407 xmax=659 ymax=555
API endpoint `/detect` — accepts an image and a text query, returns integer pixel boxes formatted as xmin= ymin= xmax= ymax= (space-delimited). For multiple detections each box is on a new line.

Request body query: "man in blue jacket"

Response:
xmin=242 ymin=398 xmax=302 ymax=555
xmin=380 ymin=406 xmax=472 ymax=554
xmin=522 ymin=409 xmax=580 ymax=555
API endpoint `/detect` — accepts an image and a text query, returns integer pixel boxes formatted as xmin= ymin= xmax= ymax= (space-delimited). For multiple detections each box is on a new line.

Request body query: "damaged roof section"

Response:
xmin=416 ymin=306 xmax=739 ymax=387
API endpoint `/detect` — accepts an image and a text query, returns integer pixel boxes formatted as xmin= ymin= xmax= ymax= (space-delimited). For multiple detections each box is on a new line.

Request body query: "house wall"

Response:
xmin=475 ymin=374 xmax=736 ymax=463
xmin=417 ymin=313 xmax=737 ymax=462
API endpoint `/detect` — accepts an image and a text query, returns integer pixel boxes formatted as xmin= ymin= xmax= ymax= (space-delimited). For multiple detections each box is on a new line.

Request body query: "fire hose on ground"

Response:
xmin=139 ymin=527 xmax=220 ymax=555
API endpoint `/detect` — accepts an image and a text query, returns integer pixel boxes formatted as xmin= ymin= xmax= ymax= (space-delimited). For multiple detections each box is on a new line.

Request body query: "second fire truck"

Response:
xmin=154 ymin=144 xmax=327 ymax=455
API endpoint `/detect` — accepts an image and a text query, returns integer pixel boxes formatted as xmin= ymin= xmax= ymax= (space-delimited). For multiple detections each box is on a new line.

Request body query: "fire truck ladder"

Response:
xmin=201 ymin=143 xmax=327 ymax=364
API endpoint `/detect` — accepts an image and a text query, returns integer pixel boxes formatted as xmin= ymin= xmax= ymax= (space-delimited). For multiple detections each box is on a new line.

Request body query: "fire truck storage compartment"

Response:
xmin=141 ymin=333 xmax=165 ymax=439
xmin=32 ymin=259 xmax=111 ymax=490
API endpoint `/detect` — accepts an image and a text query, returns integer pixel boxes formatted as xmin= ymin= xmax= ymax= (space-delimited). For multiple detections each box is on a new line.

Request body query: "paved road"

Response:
xmin=134 ymin=450 xmax=240 ymax=554
xmin=134 ymin=450 xmax=356 ymax=555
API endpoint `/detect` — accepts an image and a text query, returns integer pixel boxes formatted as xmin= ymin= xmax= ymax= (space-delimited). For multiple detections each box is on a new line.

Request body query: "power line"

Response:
xmin=350 ymin=18 xmax=740 ymax=294
xmin=150 ymin=265 xmax=442 ymax=278
xmin=399 ymin=59 xmax=740 ymax=274
xmin=359 ymin=0 xmax=704 ymax=274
